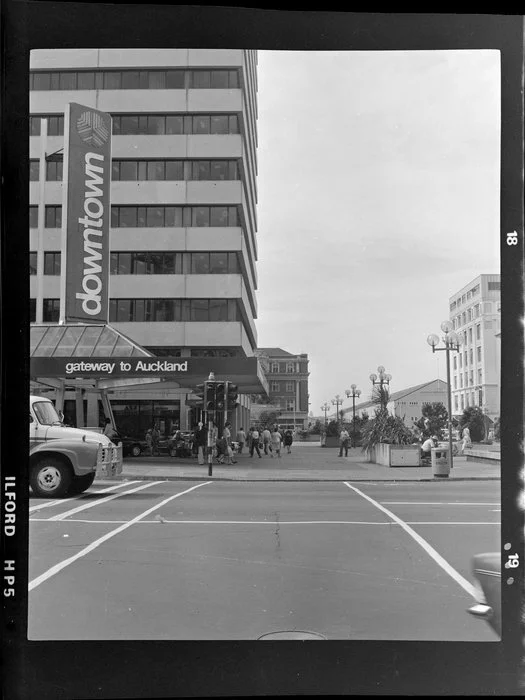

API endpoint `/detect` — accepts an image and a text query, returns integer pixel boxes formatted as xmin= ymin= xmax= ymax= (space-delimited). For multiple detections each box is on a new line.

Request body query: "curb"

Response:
xmin=114 ymin=475 xmax=500 ymax=483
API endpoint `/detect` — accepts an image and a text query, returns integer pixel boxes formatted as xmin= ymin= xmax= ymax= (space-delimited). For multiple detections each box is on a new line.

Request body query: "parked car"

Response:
xmin=467 ymin=552 xmax=501 ymax=636
xmin=119 ymin=435 xmax=147 ymax=457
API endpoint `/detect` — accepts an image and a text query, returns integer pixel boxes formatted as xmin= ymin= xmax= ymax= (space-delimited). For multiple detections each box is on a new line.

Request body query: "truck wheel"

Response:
xmin=30 ymin=457 xmax=73 ymax=498
xmin=131 ymin=444 xmax=142 ymax=457
xmin=68 ymin=472 xmax=96 ymax=495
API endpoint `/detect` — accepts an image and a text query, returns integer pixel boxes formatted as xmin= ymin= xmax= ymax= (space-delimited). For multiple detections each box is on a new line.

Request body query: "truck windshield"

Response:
xmin=33 ymin=401 xmax=62 ymax=426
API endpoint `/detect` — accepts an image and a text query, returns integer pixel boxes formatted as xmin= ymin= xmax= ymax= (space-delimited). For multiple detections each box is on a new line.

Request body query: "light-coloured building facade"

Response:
xmin=348 ymin=379 xmax=449 ymax=425
xmin=448 ymin=274 xmax=500 ymax=420
xmin=29 ymin=49 xmax=260 ymax=434
xmin=254 ymin=348 xmax=310 ymax=429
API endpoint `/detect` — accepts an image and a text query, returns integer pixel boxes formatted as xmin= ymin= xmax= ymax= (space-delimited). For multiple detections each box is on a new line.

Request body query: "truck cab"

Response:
xmin=29 ymin=395 xmax=123 ymax=498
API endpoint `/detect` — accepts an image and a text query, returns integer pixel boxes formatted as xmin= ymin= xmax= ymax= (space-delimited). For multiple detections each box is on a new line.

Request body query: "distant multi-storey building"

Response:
xmin=449 ymin=274 xmax=500 ymax=420
xmin=29 ymin=49 xmax=261 ymax=435
xmin=254 ymin=348 xmax=310 ymax=429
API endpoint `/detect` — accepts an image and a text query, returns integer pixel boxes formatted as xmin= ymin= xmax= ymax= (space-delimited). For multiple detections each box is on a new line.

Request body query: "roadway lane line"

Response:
xmin=29 ymin=481 xmax=141 ymax=513
xmin=47 ymin=481 xmax=163 ymax=521
xmin=28 ymin=481 xmax=212 ymax=591
xmin=344 ymin=482 xmax=479 ymax=599
xmin=381 ymin=502 xmax=500 ymax=506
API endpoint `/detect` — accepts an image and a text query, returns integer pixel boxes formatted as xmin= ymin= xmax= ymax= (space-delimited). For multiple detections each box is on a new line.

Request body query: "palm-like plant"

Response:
xmin=361 ymin=385 xmax=413 ymax=452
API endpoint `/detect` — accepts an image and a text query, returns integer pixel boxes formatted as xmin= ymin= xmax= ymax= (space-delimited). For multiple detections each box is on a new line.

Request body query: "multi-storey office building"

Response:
xmin=29 ymin=49 xmax=261 ymax=435
xmin=449 ymin=274 xmax=500 ymax=420
xmin=254 ymin=348 xmax=310 ymax=429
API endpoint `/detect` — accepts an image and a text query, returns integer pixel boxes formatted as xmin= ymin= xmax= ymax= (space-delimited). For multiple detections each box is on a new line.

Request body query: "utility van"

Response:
xmin=29 ymin=395 xmax=123 ymax=498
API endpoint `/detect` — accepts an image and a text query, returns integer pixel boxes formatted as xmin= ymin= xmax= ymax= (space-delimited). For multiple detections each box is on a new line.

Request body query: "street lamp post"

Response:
xmin=345 ymin=384 xmax=361 ymax=447
xmin=427 ymin=321 xmax=463 ymax=470
xmin=369 ymin=366 xmax=392 ymax=411
xmin=331 ymin=394 xmax=343 ymax=424
xmin=320 ymin=402 xmax=330 ymax=426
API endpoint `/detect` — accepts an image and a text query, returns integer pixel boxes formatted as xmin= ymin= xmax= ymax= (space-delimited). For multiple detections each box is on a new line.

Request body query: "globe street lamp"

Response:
xmin=345 ymin=384 xmax=361 ymax=447
xmin=331 ymin=394 xmax=344 ymax=424
xmin=369 ymin=366 xmax=392 ymax=410
xmin=427 ymin=321 xmax=463 ymax=470
xmin=320 ymin=402 xmax=330 ymax=426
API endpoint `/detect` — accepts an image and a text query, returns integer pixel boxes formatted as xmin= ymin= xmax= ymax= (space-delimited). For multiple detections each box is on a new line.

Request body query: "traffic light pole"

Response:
xmin=207 ymin=412 xmax=214 ymax=477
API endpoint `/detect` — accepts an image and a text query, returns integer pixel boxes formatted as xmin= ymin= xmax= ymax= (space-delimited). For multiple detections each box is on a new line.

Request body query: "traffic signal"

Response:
xmin=194 ymin=383 xmax=205 ymax=405
xmin=215 ymin=382 xmax=225 ymax=411
xmin=205 ymin=381 xmax=216 ymax=410
xmin=226 ymin=382 xmax=239 ymax=410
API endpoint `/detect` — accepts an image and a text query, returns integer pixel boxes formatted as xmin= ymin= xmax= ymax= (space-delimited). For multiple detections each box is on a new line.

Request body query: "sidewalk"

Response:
xmin=117 ymin=444 xmax=500 ymax=482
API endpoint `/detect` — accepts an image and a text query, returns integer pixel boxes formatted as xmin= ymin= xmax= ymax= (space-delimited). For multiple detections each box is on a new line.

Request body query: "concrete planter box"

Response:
xmin=323 ymin=436 xmax=340 ymax=448
xmin=367 ymin=443 xmax=420 ymax=467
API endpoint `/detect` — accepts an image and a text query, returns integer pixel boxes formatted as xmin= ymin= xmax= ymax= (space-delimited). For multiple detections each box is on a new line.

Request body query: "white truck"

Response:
xmin=29 ymin=395 xmax=123 ymax=498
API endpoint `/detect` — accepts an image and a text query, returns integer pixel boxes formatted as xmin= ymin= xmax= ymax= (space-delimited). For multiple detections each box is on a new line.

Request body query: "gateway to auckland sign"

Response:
xmin=62 ymin=103 xmax=112 ymax=323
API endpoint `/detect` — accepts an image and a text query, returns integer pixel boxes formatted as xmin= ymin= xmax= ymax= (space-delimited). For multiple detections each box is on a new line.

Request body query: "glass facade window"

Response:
xmin=469 ymin=349 xmax=473 ymax=364
xmin=44 ymin=252 xmax=61 ymax=275
xmin=30 ymin=160 xmax=39 ymax=181
xmin=29 ymin=206 xmax=39 ymax=228
xmin=286 ymin=382 xmax=294 ymax=392
xmin=45 ymin=206 xmax=62 ymax=228
xmin=477 ymin=346 xmax=482 ymax=362
xmin=488 ymin=281 xmax=501 ymax=291
xmin=46 ymin=160 xmax=63 ymax=181
xmin=43 ymin=298 xmax=60 ymax=322
xmin=468 ymin=327 xmax=473 ymax=343
xmin=30 ymin=299 xmax=36 ymax=322
xmin=29 ymin=252 xmax=37 ymax=275
xmin=453 ymin=356 xmax=457 ymax=370
xmin=111 ymin=205 xmax=238 ymax=228
xmin=286 ymin=362 xmax=295 ymax=373
xmin=271 ymin=382 xmax=280 ymax=392
xmin=286 ymin=400 xmax=296 ymax=411
xmin=111 ymin=159 xmax=237 ymax=181
xmin=109 ymin=298 xmax=238 ymax=322
xmin=112 ymin=113 xmax=239 ymax=135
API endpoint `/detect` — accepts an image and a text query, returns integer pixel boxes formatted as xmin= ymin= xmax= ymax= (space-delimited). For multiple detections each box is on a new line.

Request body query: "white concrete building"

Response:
xmin=29 ymin=49 xmax=261 ymax=434
xmin=448 ymin=274 xmax=500 ymax=420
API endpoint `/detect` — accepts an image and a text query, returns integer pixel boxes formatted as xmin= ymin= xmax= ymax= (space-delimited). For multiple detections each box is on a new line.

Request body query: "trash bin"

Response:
xmin=431 ymin=447 xmax=450 ymax=478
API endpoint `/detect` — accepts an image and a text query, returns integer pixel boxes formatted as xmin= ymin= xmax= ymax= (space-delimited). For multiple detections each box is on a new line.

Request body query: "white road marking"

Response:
xmin=29 ymin=519 xmax=394 ymax=525
xmin=28 ymin=481 xmax=213 ymax=591
xmin=47 ymin=481 xmax=162 ymax=521
xmin=381 ymin=502 xmax=500 ymax=506
xmin=344 ymin=482 xmax=479 ymax=599
xmin=29 ymin=481 xmax=140 ymax=513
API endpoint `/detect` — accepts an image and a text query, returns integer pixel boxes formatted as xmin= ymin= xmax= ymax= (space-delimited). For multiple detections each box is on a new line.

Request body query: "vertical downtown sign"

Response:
xmin=61 ymin=103 xmax=112 ymax=322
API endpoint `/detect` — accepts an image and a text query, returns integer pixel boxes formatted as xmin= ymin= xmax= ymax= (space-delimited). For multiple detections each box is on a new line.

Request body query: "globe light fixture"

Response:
xmin=345 ymin=385 xmax=362 ymax=447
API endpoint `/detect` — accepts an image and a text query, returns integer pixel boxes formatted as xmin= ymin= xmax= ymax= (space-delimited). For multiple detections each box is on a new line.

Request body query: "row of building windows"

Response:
xmin=30 ymin=251 xmax=241 ymax=276
xmin=30 ymin=113 xmax=240 ymax=137
xmin=454 ymin=390 xmax=483 ymax=412
xmin=30 ymin=69 xmax=240 ymax=91
xmin=29 ymin=205 xmax=239 ymax=229
xmin=270 ymin=382 xmax=296 ymax=393
xmin=143 ymin=347 xmax=239 ymax=358
xmin=450 ymin=282 xmax=500 ymax=312
xmin=453 ymin=346 xmax=482 ymax=369
xmin=453 ymin=369 xmax=483 ymax=389
xmin=31 ymin=298 xmax=241 ymax=323
xmin=268 ymin=362 xmax=300 ymax=374
xmin=30 ymin=159 xmax=240 ymax=183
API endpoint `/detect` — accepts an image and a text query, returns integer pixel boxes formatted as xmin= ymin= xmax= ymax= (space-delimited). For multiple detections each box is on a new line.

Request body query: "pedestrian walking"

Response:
xmin=151 ymin=423 xmax=160 ymax=456
xmin=103 ymin=418 xmax=118 ymax=440
xmin=145 ymin=428 xmax=153 ymax=456
xmin=194 ymin=421 xmax=207 ymax=465
xmin=236 ymin=426 xmax=246 ymax=454
xmin=283 ymin=428 xmax=293 ymax=454
xmin=250 ymin=427 xmax=262 ymax=458
xmin=338 ymin=427 xmax=350 ymax=457
xmin=262 ymin=426 xmax=272 ymax=455
xmin=223 ymin=421 xmax=237 ymax=465
xmin=270 ymin=428 xmax=282 ymax=458
xmin=461 ymin=426 xmax=472 ymax=454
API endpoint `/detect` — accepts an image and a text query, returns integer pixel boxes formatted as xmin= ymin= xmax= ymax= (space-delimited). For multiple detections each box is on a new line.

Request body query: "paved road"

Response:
xmin=28 ymin=479 xmax=500 ymax=641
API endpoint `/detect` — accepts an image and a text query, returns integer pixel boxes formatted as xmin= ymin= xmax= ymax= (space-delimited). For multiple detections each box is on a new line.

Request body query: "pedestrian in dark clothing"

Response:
xmin=283 ymin=429 xmax=293 ymax=454
xmin=250 ymin=427 xmax=262 ymax=458
xmin=194 ymin=422 xmax=207 ymax=465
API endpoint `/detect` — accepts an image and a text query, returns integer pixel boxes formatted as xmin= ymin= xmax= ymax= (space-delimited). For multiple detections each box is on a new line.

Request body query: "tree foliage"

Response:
xmin=414 ymin=402 xmax=449 ymax=438
xmin=257 ymin=410 xmax=280 ymax=427
xmin=459 ymin=406 xmax=486 ymax=442
xmin=325 ymin=420 xmax=340 ymax=437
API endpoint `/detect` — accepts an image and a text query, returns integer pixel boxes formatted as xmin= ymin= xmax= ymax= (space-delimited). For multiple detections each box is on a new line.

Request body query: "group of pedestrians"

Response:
xmin=235 ymin=425 xmax=295 ymax=459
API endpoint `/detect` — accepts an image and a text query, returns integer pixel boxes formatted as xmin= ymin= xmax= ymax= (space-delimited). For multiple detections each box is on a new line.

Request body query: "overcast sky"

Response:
xmin=254 ymin=50 xmax=500 ymax=417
